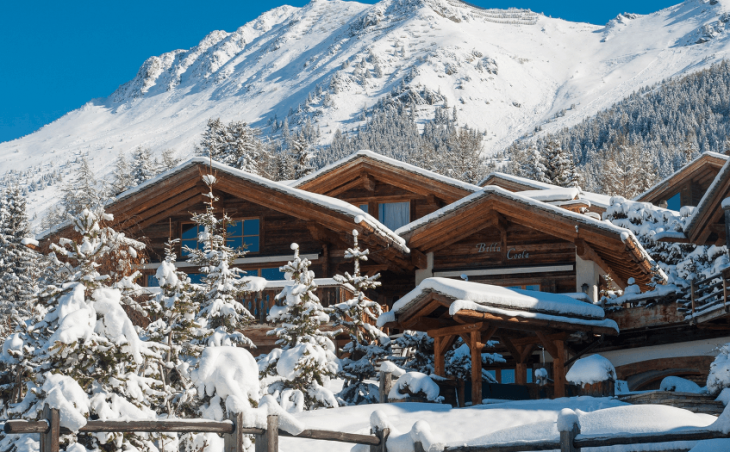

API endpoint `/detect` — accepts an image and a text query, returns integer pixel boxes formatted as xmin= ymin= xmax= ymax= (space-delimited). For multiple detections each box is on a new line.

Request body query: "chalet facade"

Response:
xmin=39 ymin=149 xmax=730 ymax=398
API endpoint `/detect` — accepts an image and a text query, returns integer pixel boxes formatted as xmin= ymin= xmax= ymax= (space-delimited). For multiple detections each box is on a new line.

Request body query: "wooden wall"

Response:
xmin=432 ymin=223 xmax=577 ymax=293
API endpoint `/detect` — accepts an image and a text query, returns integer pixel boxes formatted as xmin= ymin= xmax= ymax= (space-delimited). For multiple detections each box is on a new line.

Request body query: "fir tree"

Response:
xmin=0 ymin=187 xmax=40 ymax=337
xmin=160 ymin=149 xmax=182 ymax=172
xmin=260 ymin=243 xmax=339 ymax=411
xmin=0 ymin=208 xmax=167 ymax=452
xmin=542 ymin=140 xmax=578 ymax=187
xmin=184 ymin=174 xmax=257 ymax=348
xmin=290 ymin=134 xmax=315 ymax=179
xmin=197 ymin=118 xmax=271 ymax=177
xmin=61 ymin=157 xmax=108 ymax=218
xmin=111 ymin=152 xmax=133 ymax=195
xmin=331 ymin=231 xmax=390 ymax=405
xmin=130 ymin=146 xmax=158 ymax=187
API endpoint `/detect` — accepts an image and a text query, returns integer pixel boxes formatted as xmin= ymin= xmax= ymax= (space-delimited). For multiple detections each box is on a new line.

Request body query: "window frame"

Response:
xmin=179 ymin=216 xmax=261 ymax=255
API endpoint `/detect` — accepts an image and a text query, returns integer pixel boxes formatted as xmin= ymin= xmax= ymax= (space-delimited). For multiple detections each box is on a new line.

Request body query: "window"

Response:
xmin=506 ymin=284 xmax=541 ymax=291
xmin=260 ymin=267 xmax=286 ymax=281
xmin=181 ymin=224 xmax=204 ymax=256
xmin=227 ymin=219 xmax=260 ymax=253
xmin=526 ymin=369 xmax=533 ymax=384
xmin=188 ymin=273 xmax=205 ymax=284
xmin=359 ymin=204 xmax=368 ymax=213
xmin=667 ymin=192 xmax=681 ymax=211
xmin=378 ymin=202 xmax=410 ymax=231
xmin=147 ymin=274 xmax=160 ymax=287
xmin=501 ymin=369 xmax=515 ymax=384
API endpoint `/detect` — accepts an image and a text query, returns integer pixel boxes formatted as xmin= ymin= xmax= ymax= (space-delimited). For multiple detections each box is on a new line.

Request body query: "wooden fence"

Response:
xmin=5 ymin=406 xmax=729 ymax=452
xmin=684 ymin=267 xmax=730 ymax=322
xmin=3 ymin=406 xmax=388 ymax=452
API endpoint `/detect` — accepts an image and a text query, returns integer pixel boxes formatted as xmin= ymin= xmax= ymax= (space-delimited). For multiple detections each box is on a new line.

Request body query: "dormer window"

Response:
xmin=378 ymin=202 xmax=410 ymax=231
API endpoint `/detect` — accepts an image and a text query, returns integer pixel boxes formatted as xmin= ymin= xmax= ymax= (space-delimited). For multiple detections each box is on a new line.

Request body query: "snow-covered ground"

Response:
xmin=283 ymin=398 xmax=726 ymax=452
xmin=4 ymin=0 xmax=730 ymax=224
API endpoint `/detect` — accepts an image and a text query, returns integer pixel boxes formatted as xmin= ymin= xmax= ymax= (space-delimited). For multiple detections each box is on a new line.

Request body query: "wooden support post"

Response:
xmin=469 ymin=330 xmax=482 ymax=405
xmin=724 ymin=278 xmax=728 ymax=312
xmin=560 ymin=423 xmax=580 ymax=452
xmin=224 ymin=413 xmax=244 ymax=452
xmin=434 ymin=336 xmax=444 ymax=377
xmin=379 ymin=371 xmax=393 ymax=403
xmin=370 ymin=426 xmax=390 ymax=452
xmin=553 ymin=340 xmax=566 ymax=399
xmin=255 ymin=415 xmax=278 ymax=452
xmin=516 ymin=362 xmax=527 ymax=385
xmin=690 ymin=279 xmax=696 ymax=321
xmin=40 ymin=405 xmax=60 ymax=452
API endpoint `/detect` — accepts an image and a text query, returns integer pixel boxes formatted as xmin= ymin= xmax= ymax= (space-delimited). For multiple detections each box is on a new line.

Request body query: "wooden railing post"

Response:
xmin=256 ymin=415 xmax=278 ymax=452
xmin=370 ymin=426 xmax=389 ymax=452
xmin=690 ymin=279 xmax=696 ymax=322
xmin=379 ymin=371 xmax=393 ymax=404
xmin=560 ymin=423 xmax=580 ymax=452
xmin=224 ymin=412 xmax=244 ymax=452
xmin=40 ymin=405 xmax=60 ymax=452
xmin=724 ymin=277 xmax=728 ymax=312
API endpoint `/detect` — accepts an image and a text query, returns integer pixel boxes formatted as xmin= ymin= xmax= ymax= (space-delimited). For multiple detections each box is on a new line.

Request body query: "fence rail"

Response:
xmin=683 ymin=267 xmax=730 ymax=321
xmin=4 ymin=406 xmax=728 ymax=452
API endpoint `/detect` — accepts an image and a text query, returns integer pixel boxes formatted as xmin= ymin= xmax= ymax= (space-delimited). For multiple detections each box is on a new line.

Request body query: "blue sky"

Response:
xmin=0 ymin=0 xmax=680 ymax=144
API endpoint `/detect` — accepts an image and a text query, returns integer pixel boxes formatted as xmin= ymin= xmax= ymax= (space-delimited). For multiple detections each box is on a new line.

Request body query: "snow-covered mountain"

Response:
xmin=4 ymin=0 xmax=730 ymax=225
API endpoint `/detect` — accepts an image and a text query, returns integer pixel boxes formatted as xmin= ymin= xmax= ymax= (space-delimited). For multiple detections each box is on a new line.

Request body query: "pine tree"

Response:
xmin=260 ymin=243 xmax=339 ymax=411
xmin=445 ymin=127 xmax=484 ymax=184
xmin=61 ymin=157 xmax=108 ymax=217
xmin=111 ymin=152 xmax=133 ymax=195
xmin=0 ymin=208 xmax=167 ymax=452
xmin=160 ymin=149 xmax=182 ymax=172
xmin=290 ymin=134 xmax=315 ymax=179
xmin=184 ymin=174 xmax=257 ymax=348
xmin=331 ymin=231 xmax=390 ymax=405
xmin=0 ymin=187 xmax=40 ymax=337
xmin=197 ymin=118 xmax=271 ymax=177
xmin=130 ymin=146 xmax=158 ymax=187
xmin=146 ymin=238 xmax=205 ymax=417
xmin=542 ymin=139 xmax=578 ymax=187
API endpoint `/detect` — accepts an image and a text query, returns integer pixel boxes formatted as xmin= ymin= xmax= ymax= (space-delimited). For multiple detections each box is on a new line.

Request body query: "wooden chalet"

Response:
xmin=636 ymin=151 xmax=728 ymax=211
xmin=479 ymin=172 xmax=611 ymax=216
xmin=397 ymin=186 xmax=657 ymax=302
xmin=379 ymin=278 xmax=619 ymax=401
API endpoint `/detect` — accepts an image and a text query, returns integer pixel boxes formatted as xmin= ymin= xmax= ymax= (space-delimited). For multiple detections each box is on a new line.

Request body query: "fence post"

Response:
xmin=370 ymin=426 xmax=390 ymax=452
xmin=690 ymin=279 xmax=696 ymax=323
xmin=40 ymin=405 xmax=60 ymax=452
xmin=255 ymin=415 xmax=278 ymax=452
xmin=379 ymin=371 xmax=393 ymax=404
xmin=560 ymin=423 xmax=580 ymax=452
xmin=224 ymin=412 xmax=244 ymax=452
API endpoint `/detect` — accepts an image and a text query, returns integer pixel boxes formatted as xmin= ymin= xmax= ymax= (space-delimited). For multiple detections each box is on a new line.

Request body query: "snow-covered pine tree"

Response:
xmin=184 ymin=174 xmax=258 ymax=348
xmin=0 ymin=208 xmax=167 ymax=452
xmin=260 ymin=243 xmax=339 ymax=411
xmin=290 ymin=134 xmax=315 ymax=179
xmin=130 ymin=146 xmax=158 ymax=187
xmin=197 ymin=118 xmax=271 ymax=177
xmin=160 ymin=149 xmax=182 ymax=172
xmin=542 ymin=139 xmax=578 ymax=187
xmin=445 ymin=127 xmax=484 ymax=184
xmin=111 ymin=152 xmax=133 ymax=195
xmin=0 ymin=187 xmax=40 ymax=337
xmin=61 ymin=157 xmax=109 ymax=218
xmin=599 ymin=142 xmax=658 ymax=198
xmin=331 ymin=230 xmax=390 ymax=405
xmin=146 ymin=238 xmax=205 ymax=417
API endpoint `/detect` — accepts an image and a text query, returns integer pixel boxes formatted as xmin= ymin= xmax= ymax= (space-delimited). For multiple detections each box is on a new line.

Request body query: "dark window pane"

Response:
xmin=227 ymin=236 xmax=243 ymax=249
xmin=181 ymin=239 xmax=197 ymax=256
xmin=244 ymin=219 xmax=260 ymax=236
xmin=525 ymin=285 xmax=540 ymax=291
xmin=244 ymin=237 xmax=260 ymax=253
xmin=182 ymin=224 xmax=199 ymax=240
xmin=667 ymin=192 xmax=681 ymax=211
xmin=227 ymin=220 xmax=243 ymax=236
xmin=188 ymin=273 xmax=205 ymax=284
xmin=502 ymin=369 xmax=515 ymax=384
xmin=359 ymin=204 xmax=368 ymax=213
xmin=147 ymin=274 xmax=160 ymax=287
xmin=378 ymin=202 xmax=410 ymax=231
xmin=261 ymin=267 xmax=286 ymax=281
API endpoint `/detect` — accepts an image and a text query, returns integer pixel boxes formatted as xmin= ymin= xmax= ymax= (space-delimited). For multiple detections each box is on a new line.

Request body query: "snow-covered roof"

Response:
xmin=634 ymin=151 xmax=729 ymax=202
xmin=480 ymin=172 xmax=611 ymax=208
xmin=684 ymin=157 xmax=730 ymax=239
xmin=517 ymin=187 xmax=581 ymax=202
xmin=292 ymin=150 xmax=481 ymax=193
xmin=38 ymin=158 xmax=409 ymax=253
xmin=378 ymin=277 xmax=619 ymax=333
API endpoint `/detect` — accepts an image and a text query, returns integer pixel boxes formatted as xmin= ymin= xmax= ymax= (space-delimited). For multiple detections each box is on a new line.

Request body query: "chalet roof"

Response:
xmin=377 ymin=277 xmax=619 ymax=335
xmin=292 ymin=150 xmax=480 ymax=200
xmin=479 ymin=172 xmax=611 ymax=210
xmin=682 ymin=158 xmax=730 ymax=244
xmin=635 ymin=151 xmax=728 ymax=203
xmin=396 ymin=186 xmax=661 ymax=288
xmin=39 ymin=158 xmax=409 ymax=255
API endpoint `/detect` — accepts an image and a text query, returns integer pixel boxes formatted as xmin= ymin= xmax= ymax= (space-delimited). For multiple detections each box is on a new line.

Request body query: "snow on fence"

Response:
xmin=3 ymin=406 xmax=387 ymax=452
xmin=684 ymin=267 xmax=730 ymax=322
xmin=7 ymin=405 xmax=730 ymax=452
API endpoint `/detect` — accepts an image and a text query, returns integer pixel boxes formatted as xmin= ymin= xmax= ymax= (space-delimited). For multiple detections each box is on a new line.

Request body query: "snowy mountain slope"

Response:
xmin=3 ymin=0 xmax=730 ymax=225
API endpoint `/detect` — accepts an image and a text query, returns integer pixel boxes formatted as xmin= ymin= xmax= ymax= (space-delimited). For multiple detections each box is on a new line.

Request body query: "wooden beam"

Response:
xmin=553 ymin=339 xmax=567 ymax=398
xmin=576 ymin=239 xmax=628 ymax=289
xmin=361 ymin=173 xmax=376 ymax=192
xmin=455 ymin=310 xmax=617 ymax=336
xmin=135 ymin=194 xmax=206 ymax=230
xmin=536 ymin=331 xmax=559 ymax=358
xmin=428 ymin=322 xmax=484 ymax=338
xmin=411 ymin=248 xmax=428 ymax=270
